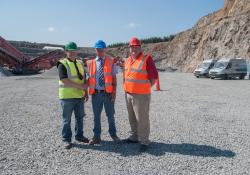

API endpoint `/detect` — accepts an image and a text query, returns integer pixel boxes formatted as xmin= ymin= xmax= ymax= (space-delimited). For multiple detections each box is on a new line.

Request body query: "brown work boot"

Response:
xmin=123 ymin=138 xmax=139 ymax=143
xmin=75 ymin=137 xmax=89 ymax=143
xmin=63 ymin=142 xmax=72 ymax=149
xmin=89 ymin=137 xmax=101 ymax=145
xmin=111 ymin=135 xmax=121 ymax=143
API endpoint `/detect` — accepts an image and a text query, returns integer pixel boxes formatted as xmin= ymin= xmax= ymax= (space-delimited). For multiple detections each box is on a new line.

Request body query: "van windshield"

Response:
xmin=198 ymin=62 xmax=211 ymax=68
xmin=214 ymin=61 xmax=228 ymax=69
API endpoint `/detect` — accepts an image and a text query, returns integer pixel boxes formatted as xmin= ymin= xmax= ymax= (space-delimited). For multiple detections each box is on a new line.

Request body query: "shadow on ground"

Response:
xmin=73 ymin=141 xmax=236 ymax=157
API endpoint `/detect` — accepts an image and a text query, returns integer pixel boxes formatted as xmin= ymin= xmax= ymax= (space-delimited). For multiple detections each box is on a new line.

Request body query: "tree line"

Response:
xmin=108 ymin=35 xmax=175 ymax=48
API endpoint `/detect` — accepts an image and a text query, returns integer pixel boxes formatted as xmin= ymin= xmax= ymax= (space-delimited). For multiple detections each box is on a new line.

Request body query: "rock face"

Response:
xmin=108 ymin=0 xmax=250 ymax=72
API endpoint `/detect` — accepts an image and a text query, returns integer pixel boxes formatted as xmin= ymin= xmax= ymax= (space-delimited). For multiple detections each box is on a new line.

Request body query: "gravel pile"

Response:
xmin=0 ymin=67 xmax=13 ymax=77
xmin=41 ymin=66 xmax=59 ymax=77
xmin=1 ymin=73 xmax=250 ymax=174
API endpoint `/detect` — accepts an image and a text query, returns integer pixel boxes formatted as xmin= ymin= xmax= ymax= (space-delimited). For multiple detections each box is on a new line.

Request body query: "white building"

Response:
xmin=43 ymin=46 xmax=64 ymax=51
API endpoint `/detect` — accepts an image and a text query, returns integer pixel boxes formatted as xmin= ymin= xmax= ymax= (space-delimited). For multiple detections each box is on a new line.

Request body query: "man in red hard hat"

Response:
xmin=123 ymin=37 xmax=158 ymax=152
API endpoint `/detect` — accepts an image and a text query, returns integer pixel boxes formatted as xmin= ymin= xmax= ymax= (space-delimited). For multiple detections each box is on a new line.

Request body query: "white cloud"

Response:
xmin=127 ymin=22 xmax=141 ymax=29
xmin=47 ymin=27 xmax=56 ymax=32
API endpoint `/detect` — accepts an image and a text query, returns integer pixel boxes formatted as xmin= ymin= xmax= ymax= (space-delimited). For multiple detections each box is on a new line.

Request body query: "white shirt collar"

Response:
xmin=96 ymin=55 xmax=106 ymax=61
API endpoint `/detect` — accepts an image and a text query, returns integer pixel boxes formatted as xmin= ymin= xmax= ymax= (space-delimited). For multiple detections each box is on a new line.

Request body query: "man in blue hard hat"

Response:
xmin=86 ymin=40 xmax=120 ymax=144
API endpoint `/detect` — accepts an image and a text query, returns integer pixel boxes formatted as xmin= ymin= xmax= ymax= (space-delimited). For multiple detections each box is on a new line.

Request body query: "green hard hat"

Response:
xmin=65 ymin=42 xmax=78 ymax=51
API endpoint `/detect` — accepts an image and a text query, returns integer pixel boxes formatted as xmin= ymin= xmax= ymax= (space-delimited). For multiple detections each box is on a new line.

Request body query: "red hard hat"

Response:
xmin=129 ymin=37 xmax=141 ymax=46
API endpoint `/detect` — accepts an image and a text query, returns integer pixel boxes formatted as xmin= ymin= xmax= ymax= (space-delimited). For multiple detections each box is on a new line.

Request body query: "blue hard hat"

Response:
xmin=94 ymin=40 xmax=106 ymax=49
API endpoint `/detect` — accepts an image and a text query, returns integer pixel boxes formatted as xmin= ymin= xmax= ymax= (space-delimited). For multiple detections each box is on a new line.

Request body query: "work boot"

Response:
xmin=75 ymin=136 xmax=89 ymax=143
xmin=89 ymin=137 xmax=101 ymax=145
xmin=111 ymin=135 xmax=121 ymax=143
xmin=123 ymin=138 xmax=139 ymax=143
xmin=63 ymin=142 xmax=72 ymax=149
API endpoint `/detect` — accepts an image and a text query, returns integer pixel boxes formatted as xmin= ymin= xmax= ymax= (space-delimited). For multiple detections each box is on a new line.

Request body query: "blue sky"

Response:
xmin=1 ymin=0 xmax=224 ymax=47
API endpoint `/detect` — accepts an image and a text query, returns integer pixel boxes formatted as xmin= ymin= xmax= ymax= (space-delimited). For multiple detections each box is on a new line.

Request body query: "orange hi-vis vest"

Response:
xmin=87 ymin=56 xmax=113 ymax=95
xmin=123 ymin=54 xmax=151 ymax=94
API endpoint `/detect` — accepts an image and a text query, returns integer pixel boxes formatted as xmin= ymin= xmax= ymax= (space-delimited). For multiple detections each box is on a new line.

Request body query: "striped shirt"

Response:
xmin=94 ymin=56 xmax=117 ymax=90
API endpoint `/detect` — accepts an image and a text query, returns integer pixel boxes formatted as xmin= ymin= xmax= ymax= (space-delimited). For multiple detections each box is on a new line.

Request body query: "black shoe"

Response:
xmin=63 ymin=142 xmax=72 ymax=149
xmin=111 ymin=135 xmax=121 ymax=143
xmin=89 ymin=137 xmax=102 ymax=145
xmin=75 ymin=137 xmax=89 ymax=143
xmin=123 ymin=138 xmax=139 ymax=143
xmin=139 ymin=144 xmax=149 ymax=152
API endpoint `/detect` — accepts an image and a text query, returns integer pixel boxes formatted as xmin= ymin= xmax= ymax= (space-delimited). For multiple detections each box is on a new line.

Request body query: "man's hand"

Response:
xmin=111 ymin=75 xmax=117 ymax=102
xmin=150 ymin=79 xmax=156 ymax=87
xmin=83 ymin=90 xmax=89 ymax=102
xmin=111 ymin=91 xmax=116 ymax=102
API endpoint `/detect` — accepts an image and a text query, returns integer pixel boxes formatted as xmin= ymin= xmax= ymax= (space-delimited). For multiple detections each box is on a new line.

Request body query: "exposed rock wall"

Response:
xmin=108 ymin=0 xmax=250 ymax=72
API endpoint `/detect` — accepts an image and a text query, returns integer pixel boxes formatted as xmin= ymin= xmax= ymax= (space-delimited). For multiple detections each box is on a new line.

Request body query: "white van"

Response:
xmin=193 ymin=59 xmax=217 ymax=78
xmin=209 ymin=58 xmax=247 ymax=79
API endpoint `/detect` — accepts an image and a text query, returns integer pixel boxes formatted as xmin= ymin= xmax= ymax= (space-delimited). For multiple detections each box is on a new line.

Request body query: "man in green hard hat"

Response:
xmin=57 ymin=42 xmax=89 ymax=149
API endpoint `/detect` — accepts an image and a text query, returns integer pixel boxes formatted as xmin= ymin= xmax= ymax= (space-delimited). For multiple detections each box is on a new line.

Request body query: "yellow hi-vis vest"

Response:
xmin=58 ymin=58 xmax=85 ymax=99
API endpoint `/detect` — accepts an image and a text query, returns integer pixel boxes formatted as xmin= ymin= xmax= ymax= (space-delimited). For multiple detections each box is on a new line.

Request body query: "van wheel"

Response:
xmin=223 ymin=74 xmax=228 ymax=80
xmin=239 ymin=74 xmax=245 ymax=80
xmin=211 ymin=77 xmax=214 ymax=79
xmin=196 ymin=76 xmax=199 ymax=78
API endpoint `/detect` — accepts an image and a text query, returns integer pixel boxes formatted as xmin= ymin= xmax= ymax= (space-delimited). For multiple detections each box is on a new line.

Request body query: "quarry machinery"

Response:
xmin=0 ymin=36 xmax=65 ymax=74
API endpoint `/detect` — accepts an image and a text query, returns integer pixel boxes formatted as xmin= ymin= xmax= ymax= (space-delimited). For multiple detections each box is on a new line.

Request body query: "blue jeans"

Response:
xmin=60 ymin=99 xmax=85 ymax=142
xmin=91 ymin=93 xmax=117 ymax=138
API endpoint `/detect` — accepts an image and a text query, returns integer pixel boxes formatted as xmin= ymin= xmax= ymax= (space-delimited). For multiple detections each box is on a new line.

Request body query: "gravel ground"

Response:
xmin=1 ymin=73 xmax=250 ymax=175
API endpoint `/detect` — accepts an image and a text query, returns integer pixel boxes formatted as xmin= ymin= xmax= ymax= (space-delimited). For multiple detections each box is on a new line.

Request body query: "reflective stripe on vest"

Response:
xmin=124 ymin=78 xmax=150 ymax=83
xmin=58 ymin=58 xmax=85 ymax=99
xmin=123 ymin=54 xmax=151 ymax=94
xmin=87 ymin=56 xmax=113 ymax=95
